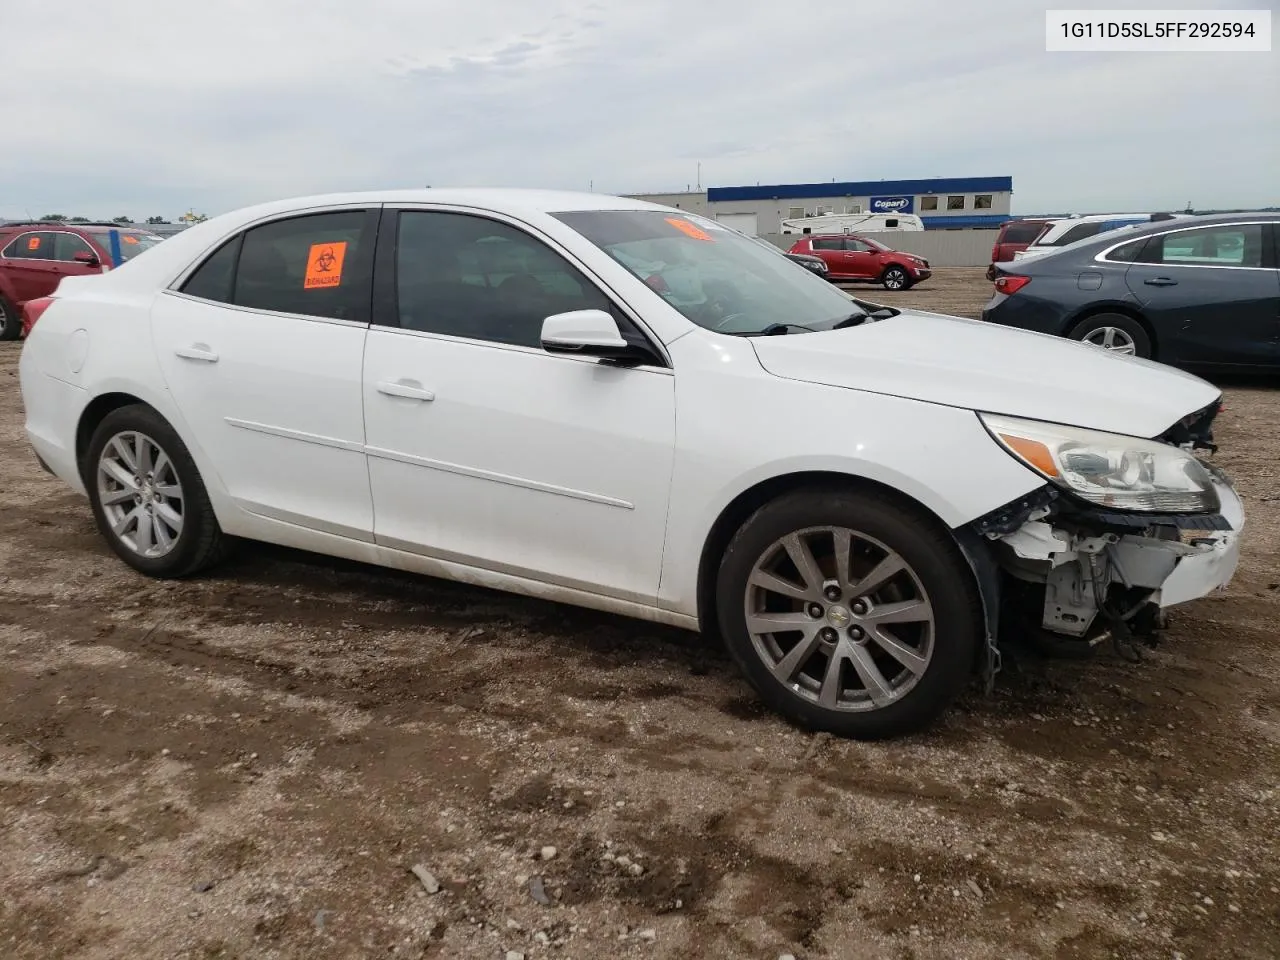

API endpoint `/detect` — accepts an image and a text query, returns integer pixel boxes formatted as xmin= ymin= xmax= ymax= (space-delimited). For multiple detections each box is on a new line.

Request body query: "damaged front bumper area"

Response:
xmin=974 ymin=467 xmax=1243 ymax=646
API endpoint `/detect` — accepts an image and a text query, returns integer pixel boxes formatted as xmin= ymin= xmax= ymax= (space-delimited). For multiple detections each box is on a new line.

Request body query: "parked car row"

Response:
xmin=985 ymin=212 xmax=1280 ymax=368
xmin=0 ymin=221 xmax=163 ymax=339
xmin=18 ymin=189 xmax=1245 ymax=739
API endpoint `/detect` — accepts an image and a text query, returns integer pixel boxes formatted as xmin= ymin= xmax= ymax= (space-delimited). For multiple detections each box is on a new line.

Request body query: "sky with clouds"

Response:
xmin=1 ymin=0 xmax=1276 ymax=219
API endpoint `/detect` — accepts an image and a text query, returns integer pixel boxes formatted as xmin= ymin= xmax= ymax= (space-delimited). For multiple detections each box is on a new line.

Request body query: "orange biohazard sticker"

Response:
xmin=27 ymin=236 xmax=42 ymax=251
xmin=304 ymin=241 xmax=348 ymax=289
xmin=665 ymin=217 xmax=713 ymax=241
xmin=123 ymin=235 xmax=139 ymax=245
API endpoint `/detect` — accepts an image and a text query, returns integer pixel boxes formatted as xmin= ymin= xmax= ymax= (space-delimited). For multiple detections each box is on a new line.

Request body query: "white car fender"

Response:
xmin=654 ymin=332 xmax=1045 ymax=617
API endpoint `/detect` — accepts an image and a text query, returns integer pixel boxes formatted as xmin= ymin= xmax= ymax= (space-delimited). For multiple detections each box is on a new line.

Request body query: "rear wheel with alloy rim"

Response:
xmin=882 ymin=266 xmax=910 ymax=290
xmin=716 ymin=487 xmax=981 ymax=738
xmin=1068 ymin=313 xmax=1151 ymax=359
xmin=84 ymin=404 xmax=230 ymax=577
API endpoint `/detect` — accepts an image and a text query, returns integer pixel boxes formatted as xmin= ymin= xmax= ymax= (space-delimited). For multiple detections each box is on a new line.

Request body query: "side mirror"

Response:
xmin=540 ymin=309 xmax=636 ymax=361
xmin=73 ymin=251 xmax=100 ymax=266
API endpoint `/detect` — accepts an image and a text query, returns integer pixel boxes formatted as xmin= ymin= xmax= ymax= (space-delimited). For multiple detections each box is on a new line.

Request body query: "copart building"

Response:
xmin=626 ymin=176 xmax=1012 ymax=236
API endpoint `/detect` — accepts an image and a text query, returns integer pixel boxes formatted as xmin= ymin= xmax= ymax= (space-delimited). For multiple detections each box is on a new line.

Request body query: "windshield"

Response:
xmin=86 ymin=229 xmax=163 ymax=263
xmin=552 ymin=210 xmax=865 ymax=335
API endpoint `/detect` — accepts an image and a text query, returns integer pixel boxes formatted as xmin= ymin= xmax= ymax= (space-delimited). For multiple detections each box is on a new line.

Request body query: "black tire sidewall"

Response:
xmin=715 ymin=489 xmax=981 ymax=739
xmin=83 ymin=405 xmax=216 ymax=577
xmin=883 ymin=266 xmax=910 ymax=290
xmin=0 ymin=296 xmax=20 ymax=341
xmin=1069 ymin=313 xmax=1152 ymax=359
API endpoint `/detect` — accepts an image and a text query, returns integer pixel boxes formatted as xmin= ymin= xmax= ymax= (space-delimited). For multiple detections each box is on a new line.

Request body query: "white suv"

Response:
xmin=1013 ymin=212 xmax=1186 ymax=261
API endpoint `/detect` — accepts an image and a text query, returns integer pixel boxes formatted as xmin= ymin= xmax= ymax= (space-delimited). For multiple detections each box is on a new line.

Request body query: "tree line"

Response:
xmin=35 ymin=213 xmax=207 ymax=225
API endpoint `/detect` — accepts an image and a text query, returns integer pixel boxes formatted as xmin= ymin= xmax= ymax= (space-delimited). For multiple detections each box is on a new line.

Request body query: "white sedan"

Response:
xmin=18 ymin=189 xmax=1244 ymax=738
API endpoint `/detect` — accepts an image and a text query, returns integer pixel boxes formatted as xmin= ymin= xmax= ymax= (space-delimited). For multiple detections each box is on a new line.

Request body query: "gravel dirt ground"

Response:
xmin=2 ymin=268 xmax=1278 ymax=960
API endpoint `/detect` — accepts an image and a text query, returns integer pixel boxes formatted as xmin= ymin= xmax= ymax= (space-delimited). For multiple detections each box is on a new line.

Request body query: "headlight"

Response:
xmin=980 ymin=413 xmax=1220 ymax=513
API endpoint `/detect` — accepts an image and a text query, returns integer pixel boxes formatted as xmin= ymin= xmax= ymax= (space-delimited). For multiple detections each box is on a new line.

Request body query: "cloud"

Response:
xmin=0 ymin=0 xmax=1274 ymax=218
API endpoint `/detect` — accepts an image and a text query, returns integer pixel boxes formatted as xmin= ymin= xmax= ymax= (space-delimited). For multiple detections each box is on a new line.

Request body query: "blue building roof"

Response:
xmin=708 ymin=176 xmax=1013 ymax=203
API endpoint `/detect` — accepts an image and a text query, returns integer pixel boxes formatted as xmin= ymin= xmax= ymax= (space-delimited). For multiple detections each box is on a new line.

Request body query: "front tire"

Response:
xmin=715 ymin=487 xmax=981 ymax=739
xmin=882 ymin=266 xmax=911 ymax=291
xmin=84 ymin=404 xmax=229 ymax=578
xmin=0 ymin=295 xmax=21 ymax=341
xmin=1067 ymin=313 xmax=1151 ymax=359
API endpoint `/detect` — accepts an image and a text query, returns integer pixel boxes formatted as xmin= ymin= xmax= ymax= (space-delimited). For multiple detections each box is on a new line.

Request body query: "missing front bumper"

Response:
xmin=979 ymin=474 xmax=1243 ymax=639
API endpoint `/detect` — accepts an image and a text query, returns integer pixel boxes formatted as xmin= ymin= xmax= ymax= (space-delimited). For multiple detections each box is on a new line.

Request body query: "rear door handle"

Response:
xmin=1144 ymin=277 xmax=1178 ymax=287
xmin=376 ymin=379 xmax=435 ymax=402
xmin=174 ymin=344 xmax=219 ymax=362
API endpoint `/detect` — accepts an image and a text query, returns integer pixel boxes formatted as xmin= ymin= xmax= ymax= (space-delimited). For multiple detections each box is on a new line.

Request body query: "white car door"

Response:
xmin=362 ymin=208 xmax=675 ymax=603
xmin=151 ymin=207 xmax=380 ymax=540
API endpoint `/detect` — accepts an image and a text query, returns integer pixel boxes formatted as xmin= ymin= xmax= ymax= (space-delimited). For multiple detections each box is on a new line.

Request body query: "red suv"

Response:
xmin=985 ymin=218 xmax=1050 ymax=280
xmin=0 ymin=222 xmax=162 ymax=340
xmin=787 ymin=234 xmax=931 ymax=290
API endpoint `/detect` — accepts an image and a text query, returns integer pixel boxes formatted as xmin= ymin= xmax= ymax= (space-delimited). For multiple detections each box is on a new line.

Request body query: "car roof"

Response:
xmin=41 ymin=189 xmax=679 ymax=294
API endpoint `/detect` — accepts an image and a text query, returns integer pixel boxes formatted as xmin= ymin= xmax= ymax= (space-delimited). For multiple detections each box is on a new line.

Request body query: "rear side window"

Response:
xmin=1144 ymin=224 xmax=1263 ymax=268
xmin=1104 ymin=237 xmax=1150 ymax=263
xmin=177 ymin=211 xmax=375 ymax=321
xmin=811 ymin=237 xmax=841 ymax=251
xmin=999 ymin=221 xmax=1044 ymax=244
xmin=180 ymin=237 xmax=241 ymax=303
xmin=2 ymin=231 xmax=55 ymax=259
xmin=1052 ymin=223 xmax=1105 ymax=246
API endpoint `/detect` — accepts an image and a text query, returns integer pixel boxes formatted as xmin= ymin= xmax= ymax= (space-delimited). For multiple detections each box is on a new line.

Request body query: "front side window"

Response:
xmin=554 ymin=209 xmax=865 ymax=336
xmin=2 ymin=231 xmax=55 ymax=260
xmin=1145 ymin=224 xmax=1263 ymax=268
xmin=52 ymin=232 xmax=96 ymax=262
xmin=920 ymin=196 xmax=939 ymax=211
xmin=845 ymin=239 xmax=874 ymax=253
xmin=394 ymin=211 xmax=615 ymax=348
xmin=947 ymin=195 xmax=965 ymax=210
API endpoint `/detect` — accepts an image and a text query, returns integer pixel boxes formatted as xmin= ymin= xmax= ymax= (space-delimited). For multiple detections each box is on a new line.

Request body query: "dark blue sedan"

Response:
xmin=982 ymin=213 xmax=1280 ymax=368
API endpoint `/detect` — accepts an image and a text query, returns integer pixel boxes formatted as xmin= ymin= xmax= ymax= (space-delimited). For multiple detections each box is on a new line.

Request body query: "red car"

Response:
xmin=0 ymin=222 xmax=162 ymax=340
xmin=787 ymin=234 xmax=931 ymax=290
xmin=985 ymin=218 xmax=1050 ymax=279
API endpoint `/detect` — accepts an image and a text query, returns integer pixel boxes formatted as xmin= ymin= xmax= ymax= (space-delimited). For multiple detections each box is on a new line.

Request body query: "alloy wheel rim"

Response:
xmin=97 ymin=431 xmax=185 ymax=558
xmin=744 ymin=526 xmax=935 ymax=713
xmin=885 ymin=270 xmax=906 ymax=289
xmin=1083 ymin=326 xmax=1137 ymax=355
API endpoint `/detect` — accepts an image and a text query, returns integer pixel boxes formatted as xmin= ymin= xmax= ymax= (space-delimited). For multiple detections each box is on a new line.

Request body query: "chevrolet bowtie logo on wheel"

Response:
xmin=303 ymin=241 xmax=348 ymax=289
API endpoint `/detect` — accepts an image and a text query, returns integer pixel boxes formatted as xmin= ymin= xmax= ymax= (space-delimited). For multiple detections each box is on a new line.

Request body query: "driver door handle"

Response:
xmin=1144 ymin=277 xmax=1178 ymax=287
xmin=377 ymin=379 xmax=435 ymax=402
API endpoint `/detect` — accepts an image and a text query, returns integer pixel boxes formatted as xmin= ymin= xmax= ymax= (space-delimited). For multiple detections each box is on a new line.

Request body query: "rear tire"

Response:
xmin=83 ymin=404 xmax=230 ymax=578
xmin=1067 ymin=313 xmax=1152 ymax=359
xmin=0 ymin=296 xmax=20 ymax=341
xmin=881 ymin=266 xmax=911 ymax=291
xmin=715 ymin=486 xmax=981 ymax=739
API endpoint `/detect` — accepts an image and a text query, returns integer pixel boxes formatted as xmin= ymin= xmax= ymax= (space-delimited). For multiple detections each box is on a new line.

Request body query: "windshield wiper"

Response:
xmin=831 ymin=311 xmax=870 ymax=329
xmin=754 ymin=322 xmax=816 ymax=336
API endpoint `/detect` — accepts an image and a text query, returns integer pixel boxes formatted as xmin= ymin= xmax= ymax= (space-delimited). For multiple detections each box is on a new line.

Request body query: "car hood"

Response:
xmin=750 ymin=310 xmax=1220 ymax=438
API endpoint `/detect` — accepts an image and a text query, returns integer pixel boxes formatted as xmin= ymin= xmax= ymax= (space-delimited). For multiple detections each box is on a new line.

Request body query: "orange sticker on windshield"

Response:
xmin=665 ymin=217 xmax=713 ymax=241
xmin=26 ymin=236 xmax=41 ymax=251
xmin=123 ymin=235 xmax=139 ymax=245
xmin=304 ymin=241 xmax=348 ymax=289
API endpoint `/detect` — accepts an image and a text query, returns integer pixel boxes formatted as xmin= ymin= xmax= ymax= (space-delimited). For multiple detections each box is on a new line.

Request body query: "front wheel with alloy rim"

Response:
xmin=0 ymin=296 xmax=21 ymax=341
xmin=84 ymin=404 xmax=230 ymax=578
xmin=1067 ymin=313 xmax=1152 ymax=359
xmin=716 ymin=487 xmax=981 ymax=739
xmin=881 ymin=266 xmax=910 ymax=291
